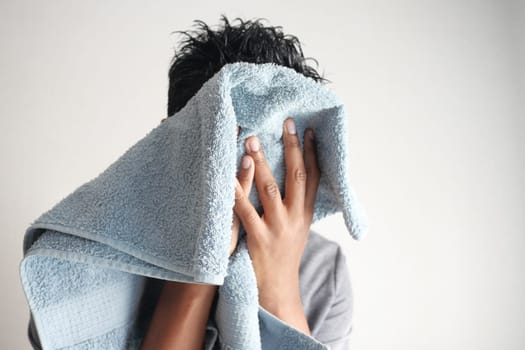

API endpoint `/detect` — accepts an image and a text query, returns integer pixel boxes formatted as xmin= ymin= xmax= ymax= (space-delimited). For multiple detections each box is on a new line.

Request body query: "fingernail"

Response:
xmin=286 ymin=119 xmax=297 ymax=135
xmin=308 ymin=129 xmax=315 ymax=140
xmin=242 ymin=156 xmax=251 ymax=169
xmin=248 ymin=138 xmax=260 ymax=152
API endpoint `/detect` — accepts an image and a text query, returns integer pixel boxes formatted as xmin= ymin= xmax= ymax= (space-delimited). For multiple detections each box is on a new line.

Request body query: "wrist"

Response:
xmin=257 ymin=279 xmax=311 ymax=335
xmin=259 ymin=287 xmax=302 ymax=315
xmin=260 ymin=294 xmax=311 ymax=335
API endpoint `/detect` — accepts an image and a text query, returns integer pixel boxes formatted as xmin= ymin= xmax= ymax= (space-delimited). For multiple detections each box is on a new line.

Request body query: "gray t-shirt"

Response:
xmin=27 ymin=229 xmax=353 ymax=349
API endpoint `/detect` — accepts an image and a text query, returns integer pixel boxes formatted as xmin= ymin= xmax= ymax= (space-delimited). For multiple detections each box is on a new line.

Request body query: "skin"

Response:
xmin=141 ymin=117 xmax=320 ymax=350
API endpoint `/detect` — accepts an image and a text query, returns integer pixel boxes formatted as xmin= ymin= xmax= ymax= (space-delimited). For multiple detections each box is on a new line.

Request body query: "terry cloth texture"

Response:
xmin=19 ymin=61 xmax=368 ymax=349
xmin=27 ymin=230 xmax=354 ymax=350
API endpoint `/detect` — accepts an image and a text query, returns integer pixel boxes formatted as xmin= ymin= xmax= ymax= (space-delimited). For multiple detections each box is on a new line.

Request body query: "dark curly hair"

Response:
xmin=166 ymin=15 xmax=330 ymax=117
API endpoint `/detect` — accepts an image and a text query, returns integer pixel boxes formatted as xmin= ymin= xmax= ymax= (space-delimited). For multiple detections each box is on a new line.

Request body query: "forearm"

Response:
xmin=140 ymin=280 xmax=218 ymax=350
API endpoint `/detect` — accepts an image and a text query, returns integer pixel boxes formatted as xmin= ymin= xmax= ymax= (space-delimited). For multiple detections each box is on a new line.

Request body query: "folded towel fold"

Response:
xmin=19 ymin=61 xmax=368 ymax=349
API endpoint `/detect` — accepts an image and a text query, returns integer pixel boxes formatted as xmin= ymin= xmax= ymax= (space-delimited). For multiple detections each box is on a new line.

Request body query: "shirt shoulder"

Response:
xmin=299 ymin=229 xmax=354 ymax=347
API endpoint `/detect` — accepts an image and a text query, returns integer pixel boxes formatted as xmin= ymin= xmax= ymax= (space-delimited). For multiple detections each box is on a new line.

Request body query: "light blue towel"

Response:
xmin=19 ymin=61 xmax=368 ymax=349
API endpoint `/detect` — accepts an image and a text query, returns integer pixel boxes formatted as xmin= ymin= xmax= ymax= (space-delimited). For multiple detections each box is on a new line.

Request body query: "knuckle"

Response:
xmin=305 ymin=161 xmax=320 ymax=175
xmin=234 ymin=190 xmax=245 ymax=201
xmin=264 ymin=181 xmax=280 ymax=199
xmin=238 ymin=171 xmax=250 ymax=182
xmin=252 ymin=153 xmax=266 ymax=166
xmin=246 ymin=212 xmax=259 ymax=225
xmin=303 ymin=206 xmax=314 ymax=219
xmin=305 ymin=164 xmax=313 ymax=175
xmin=305 ymin=142 xmax=316 ymax=155
xmin=273 ymin=224 xmax=287 ymax=237
xmin=305 ymin=141 xmax=314 ymax=152
xmin=234 ymin=183 xmax=246 ymax=202
xmin=286 ymin=137 xmax=301 ymax=149
xmin=294 ymin=167 xmax=307 ymax=183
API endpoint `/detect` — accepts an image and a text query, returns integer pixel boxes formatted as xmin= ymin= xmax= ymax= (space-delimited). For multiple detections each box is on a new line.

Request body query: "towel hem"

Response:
xmin=24 ymin=222 xmax=226 ymax=284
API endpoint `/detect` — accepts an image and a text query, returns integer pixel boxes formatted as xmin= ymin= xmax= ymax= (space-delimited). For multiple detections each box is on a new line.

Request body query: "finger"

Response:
xmin=282 ymin=117 xmax=307 ymax=213
xmin=303 ymin=129 xmax=320 ymax=220
xmin=233 ymin=155 xmax=254 ymax=247
xmin=233 ymin=177 xmax=264 ymax=237
xmin=245 ymin=136 xmax=284 ymax=218
xmin=237 ymin=155 xmax=255 ymax=195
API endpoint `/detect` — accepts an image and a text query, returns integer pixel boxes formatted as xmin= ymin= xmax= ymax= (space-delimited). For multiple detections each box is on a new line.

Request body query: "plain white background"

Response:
xmin=1 ymin=1 xmax=524 ymax=349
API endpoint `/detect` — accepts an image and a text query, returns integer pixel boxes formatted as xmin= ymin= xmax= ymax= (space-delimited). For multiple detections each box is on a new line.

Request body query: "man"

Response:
xmin=28 ymin=15 xmax=354 ymax=350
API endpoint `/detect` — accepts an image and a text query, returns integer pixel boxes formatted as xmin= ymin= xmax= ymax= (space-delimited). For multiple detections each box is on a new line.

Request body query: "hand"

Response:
xmin=233 ymin=117 xmax=320 ymax=335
